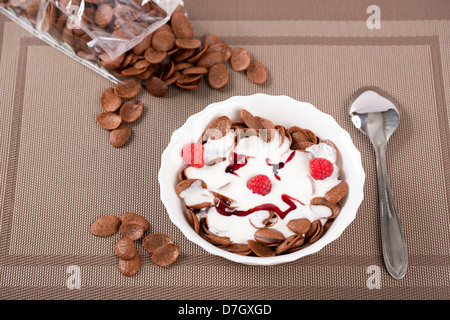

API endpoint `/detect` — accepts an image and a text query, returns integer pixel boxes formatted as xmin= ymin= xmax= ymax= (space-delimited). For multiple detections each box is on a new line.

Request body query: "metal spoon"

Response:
xmin=349 ymin=86 xmax=408 ymax=280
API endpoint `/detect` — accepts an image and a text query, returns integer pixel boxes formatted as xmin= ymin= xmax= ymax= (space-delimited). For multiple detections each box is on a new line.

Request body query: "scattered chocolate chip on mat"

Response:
xmin=208 ymin=63 xmax=229 ymax=90
xmin=230 ymin=47 xmax=251 ymax=72
xmin=114 ymin=237 xmax=138 ymax=260
xmin=89 ymin=212 xmax=180 ymax=277
xmin=171 ymin=11 xmax=194 ymax=39
xmin=175 ymin=38 xmax=202 ymax=50
xmin=203 ymin=34 xmax=222 ymax=46
xmin=152 ymin=243 xmax=180 ymax=267
xmin=142 ymin=233 xmax=174 ymax=253
xmin=110 ymin=123 xmax=132 ymax=148
xmin=118 ymin=253 xmax=141 ymax=277
xmin=114 ymin=78 xmax=142 ymax=99
xmin=120 ymin=212 xmax=150 ymax=233
xmin=96 ymin=112 xmax=122 ymax=130
xmin=119 ymin=99 xmax=144 ymax=123
xmin=145 ymin=76 xmax=169 ymax=97
xmin=152 ymin=30 xmax=175 ymax=52
xmin=90 ymin=215 xmax=121 ymax=237
xmin=246 ymin=61 xmax=269 ymax=84
xmin=119 ymin=221 xmax=145 ymax=241
xmin=100 ymin=88 xmax=122 ymax=112
xmin=144 ymin=48 xmax=167 ymax=64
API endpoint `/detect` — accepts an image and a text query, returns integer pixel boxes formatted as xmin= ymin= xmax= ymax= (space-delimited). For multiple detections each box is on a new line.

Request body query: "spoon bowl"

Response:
xmin=349 ymin=86 xmax=408 ymax=280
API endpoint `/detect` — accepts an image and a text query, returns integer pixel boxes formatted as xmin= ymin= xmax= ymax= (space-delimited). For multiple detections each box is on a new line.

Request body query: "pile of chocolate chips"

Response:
xmin=96 ymin=9 xmax=268 ymax=148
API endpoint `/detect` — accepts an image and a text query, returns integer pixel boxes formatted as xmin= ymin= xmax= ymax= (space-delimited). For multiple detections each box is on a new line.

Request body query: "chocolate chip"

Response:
xmin=114 ymin=78 xmax=142 ymax=99
xmin=94 ymin=4 xmax=113 ymax=27
xmin=98 ymin=52 xmax=126 ymax=70
xmin=324 ymin=181 xmax=349 ymax=204
xmin=151 ymin=243 xmax=180 ymax=267
xmin=186 ymin=44 xmax=208 ymax=64
xmin=286 ymin=218 xmax=312 ymax=235
xmin=246 ymin=61 xmax=268 ymax=84
xmin=132 ymin=33 xmax=153 ymax=55
xmin=100 ymin=88 xmax=122 ymax=112
xmin=207 ymin=63 xmax=228 ymax=89
xmin=203 ymin=115 xmax=232 ymax=140
xmin=114 ymin=237 xmax=138 ymax=260
xmin=151 ymin=30 xmax=175 ymax=52
xmin=207 ymin=42 xmax=232 ymax=62
xmin=144 ymin=76 xmax=169 ymax=97
xmin=119 ymin=99 xmax=143 ymax=123
xmin=164 ymin=71 xmax=181 ymax=85
xmin=119 ymin=221 xmax=145 ymax=240
xmin=172 ymin=48 xmax=196 ymax=63
xmin=90 ymin=215 xmax=121 ymax=237
xmin=118 ymin=252 xmax=141 ymax=276
xmin=142 ymin=233 xmax=174 ymax=253
xmin=175 ymin=38 xmax=201 ymax=50
xmin=254 ymin=228 xmax=285 ymax=244
xmin=114 ymin=4 xmax=140 ymax=21
xmin=133 ymin=59 xmax=151 ymax=70
xmin=121 ymin=65 xmax=147 ymax=76
xmin=247 ymin=240 xmax=276 ymax=257
xmin=203 ymin=34 xmax=222 ymax=46
xmin=176 ymin=73 xmax=202 ymax=85
xmin=230 ymin=47 xmax=251 ymax=71
xmin=197 ymin=52 xmax=225 ymax=69
xmin=96 ymin=112 xmax=122 ymax=130
xmin=110 ymin=123 xmax=132 ymax=148
xmin=120 ymin=212 xmax=150 ymax=233
xmin=171 ymin=12 xmax=194 ymax=39
xmin=182 ymin=66 xmax=208 ymax=75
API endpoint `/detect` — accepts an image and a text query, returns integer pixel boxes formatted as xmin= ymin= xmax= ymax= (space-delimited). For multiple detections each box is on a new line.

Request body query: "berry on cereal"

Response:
xmin=181 ymin=142 xmax=205 ymax=168
xmin=309 ymin=158 xmax=334 ymax=180
xmin=247 ymin=174 xmax=272 ymax=196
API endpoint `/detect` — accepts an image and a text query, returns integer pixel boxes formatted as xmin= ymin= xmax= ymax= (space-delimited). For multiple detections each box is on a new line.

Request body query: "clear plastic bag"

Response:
xmin=0 ymin=0 xmax=181 ymax=83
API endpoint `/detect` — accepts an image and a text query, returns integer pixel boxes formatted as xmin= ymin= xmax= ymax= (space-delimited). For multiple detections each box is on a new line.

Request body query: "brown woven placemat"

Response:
xmin=0 ymin=0 xmax=449 ymax=300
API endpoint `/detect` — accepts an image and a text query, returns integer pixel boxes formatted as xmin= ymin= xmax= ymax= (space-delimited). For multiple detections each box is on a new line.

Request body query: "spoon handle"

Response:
xmin=374 ymin=144 xmax=408 ymax=279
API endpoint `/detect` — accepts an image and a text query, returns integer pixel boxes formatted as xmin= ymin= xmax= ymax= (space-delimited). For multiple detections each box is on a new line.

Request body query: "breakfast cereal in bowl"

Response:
xmin=159 ymin=94 xmax=365 ymax=265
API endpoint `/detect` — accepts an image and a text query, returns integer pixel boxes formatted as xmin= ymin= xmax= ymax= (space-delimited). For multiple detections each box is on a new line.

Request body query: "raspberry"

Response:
xmin=181 ymin=142 xmax=204 ymax=168
xmin=247 ymin=174 xmax=272 ymax=196
xmin=309 ymin=158 xmax=334 ymax=180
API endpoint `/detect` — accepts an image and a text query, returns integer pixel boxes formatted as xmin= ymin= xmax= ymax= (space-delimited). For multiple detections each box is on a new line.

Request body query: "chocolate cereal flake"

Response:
xmin=96 ymin=112 xmax=122 ymax=130
xmin=100 ymin=88 xmax=122 ymax=112
xmin=207 ymin=63 xmax=229 ymax=90
xmin=119 ymin=221 xmax=145 ymax=240
xmin=90 ymin=215 xmax=121 ymax=237
xmin=142 ymin=233 xmax=174 ymax=253
xmin=120 ymin=212 xmax=150 ymax=233
xmin=110 ymin=123 xmax=132 ymax=148
xmin=119 ymin=99 xmax=144 ymax=123
xmin=152 ymin=243 xmax=180 ymax=267
xmin=114 ymin=237 xmax=138 ymax=260
xmin=246 ymin=61 xmax=268 ymax=84
xmin=114 ymin=78 xmax=142 ymax=99
xmin=118 ymin=252 xmax=141 ymax=276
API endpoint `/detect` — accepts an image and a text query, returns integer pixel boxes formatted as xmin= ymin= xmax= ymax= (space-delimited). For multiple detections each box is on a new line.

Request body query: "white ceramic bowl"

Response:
xmin=158 ymin=94 xmax=365 ymax=265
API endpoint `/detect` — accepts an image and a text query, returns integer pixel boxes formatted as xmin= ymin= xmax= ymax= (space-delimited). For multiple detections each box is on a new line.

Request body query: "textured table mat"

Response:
xmin=1 ymin=0 xmax=449 ymax=300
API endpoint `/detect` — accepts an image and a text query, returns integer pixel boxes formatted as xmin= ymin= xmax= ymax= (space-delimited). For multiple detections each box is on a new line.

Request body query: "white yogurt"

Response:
xmin=182 ymin=129 xmax=343 ymax=244
xmin=179 ymin=180 xmax=214 ymax=207
xmin=203 ymin=130 xmax=236 ymax=164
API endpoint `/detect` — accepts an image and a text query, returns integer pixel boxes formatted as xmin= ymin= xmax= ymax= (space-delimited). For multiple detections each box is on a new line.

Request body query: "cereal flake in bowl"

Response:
xmin=159 ymin=94 xmax=365 ymax=265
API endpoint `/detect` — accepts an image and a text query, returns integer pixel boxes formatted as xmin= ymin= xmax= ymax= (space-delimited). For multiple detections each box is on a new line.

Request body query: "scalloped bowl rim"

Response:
xmin=158 ymin=94 xmax=365 ymax=265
